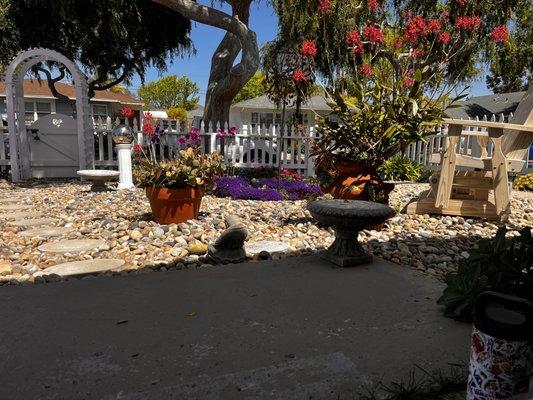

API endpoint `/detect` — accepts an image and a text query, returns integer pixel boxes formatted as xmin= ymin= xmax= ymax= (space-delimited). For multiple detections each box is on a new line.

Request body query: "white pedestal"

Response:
xmin=116 ymin=143 xmax=134 ymax=190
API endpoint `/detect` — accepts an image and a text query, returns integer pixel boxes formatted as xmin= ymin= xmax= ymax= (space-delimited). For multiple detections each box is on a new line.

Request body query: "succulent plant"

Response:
xmin=514 ymin=173 xmax=533 ymax=192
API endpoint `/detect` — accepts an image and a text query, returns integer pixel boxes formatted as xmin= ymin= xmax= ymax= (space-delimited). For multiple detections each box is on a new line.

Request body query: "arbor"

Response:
xmin=0 ymin=0 xmax=192 ymax=97
xmin=152 ymin=0 xmax=260 ymax=130
xmin=485 ymin=0 xmax=532 ymax=93
xmin=233 ymin=71 xmax=266 ymax=104
xmin=139 ymin=75 xmax=200 ymax=110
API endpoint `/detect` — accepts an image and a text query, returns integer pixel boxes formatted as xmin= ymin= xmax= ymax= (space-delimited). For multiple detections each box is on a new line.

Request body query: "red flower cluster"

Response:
xmin=358 ymin=64 xmax=373 ymax=75
xmin=438 ymin=32 xmax=451 ymax=44
xmin=404 ymin=77 xmax=414 ymax=87
xmin=292 ymin=70 xmax=307 ymax=82
xmin=363 ymin=25 xmax=385 ymax=43
xmin=455 ymin=16 xmax=481 ymax=31
xmin=428 ymin=19 xmax=441 ymax=33
xmin=368 ymin=0 xmax=379 ymax=11
xmin=410 ymin=48 xmax=424 ymax=59
xmin=456 ymin=0 xmax=468 ymax=6
xmin=490 ymin=25 xmax=509 ymax=42
xmin=404 ymin=15 xmax=431 ymax=43
xmin=346 ymin=30 xmax=361 ymax=46
xmin=301 ymin=40 xmax=318 ymax=57
xmin=318 ymin=0 xmax=331 ymax=13
xmin=120 ymin=107 xmax=134 ymax=118
xmin=133 ymin=144 xmax=143 ymax=153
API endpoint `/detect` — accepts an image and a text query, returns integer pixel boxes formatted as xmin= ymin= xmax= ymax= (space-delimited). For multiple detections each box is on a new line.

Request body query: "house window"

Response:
xmin=91 ymin=104 xmax=108 ymax=119
xmin=24 ymin=101 xmax=52 ymax=123
xmin=251 ymin=112 xmax=282 ymax=128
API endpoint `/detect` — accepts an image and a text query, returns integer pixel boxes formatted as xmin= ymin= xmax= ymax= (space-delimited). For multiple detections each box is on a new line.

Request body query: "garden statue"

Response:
xmin=207 ymin=215 xmax=249 ymax=264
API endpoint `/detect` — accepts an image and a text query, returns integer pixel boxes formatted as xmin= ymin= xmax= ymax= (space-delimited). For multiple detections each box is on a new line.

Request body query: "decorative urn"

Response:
xmin=112 ymin=124 xmax=134 ymax=145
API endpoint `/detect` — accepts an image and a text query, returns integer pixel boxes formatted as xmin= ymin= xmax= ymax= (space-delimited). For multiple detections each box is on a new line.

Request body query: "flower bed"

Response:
xmin=214 ymin=176 xmax=322 ymax=201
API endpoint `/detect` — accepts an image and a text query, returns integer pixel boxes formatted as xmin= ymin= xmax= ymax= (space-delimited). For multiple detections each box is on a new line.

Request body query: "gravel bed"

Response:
xmin=0 ymin=179 xmax=531 ymax=285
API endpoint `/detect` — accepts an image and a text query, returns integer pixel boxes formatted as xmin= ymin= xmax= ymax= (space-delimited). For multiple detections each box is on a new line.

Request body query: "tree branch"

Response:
xmin=32 ymin=66 xmax=71 ymax=103
xmin=88 ymin=69 xmax=130 ymax=98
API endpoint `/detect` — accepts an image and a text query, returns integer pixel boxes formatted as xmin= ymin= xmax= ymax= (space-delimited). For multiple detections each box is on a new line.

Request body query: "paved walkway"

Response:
xmin=0 ymin=255 xmax=471 ymax=400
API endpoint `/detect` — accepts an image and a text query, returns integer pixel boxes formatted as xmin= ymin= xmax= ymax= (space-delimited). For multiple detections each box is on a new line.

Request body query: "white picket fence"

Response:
xmin=2 ymin=113 xmax=532 ymax=176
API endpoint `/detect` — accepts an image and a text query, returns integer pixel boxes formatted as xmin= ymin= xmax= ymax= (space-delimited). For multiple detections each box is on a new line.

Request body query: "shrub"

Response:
xmin=514 ymin=173 xmax=533 ymax=191
xmin=166 ymin=107 xmax=188 ymax=122
xmin=377 ymin=156 xmax=424 ymax=182
xmin=214 ymin=176 xmax=322 ymax=201
xmin=231 ymin=166 xmax=277 ymax=180
xmin=438 ymin=226 xmax=533 ymax=321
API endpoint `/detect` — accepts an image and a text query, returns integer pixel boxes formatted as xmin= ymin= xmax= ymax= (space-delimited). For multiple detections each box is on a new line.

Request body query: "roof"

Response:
xmin=0 ymin=79 xmax=143 ymax=106
xmin=187 ymin=105 xmax=204 ymax=119
xmin=232 ymin=95 xmax=331 ymax=111
xmin=446 ymin=91 xmax=526 ymax=119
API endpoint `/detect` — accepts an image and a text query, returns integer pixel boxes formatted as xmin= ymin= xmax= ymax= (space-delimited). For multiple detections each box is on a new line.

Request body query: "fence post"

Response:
xmin=307 ymin=126 xmax=315 ymax=177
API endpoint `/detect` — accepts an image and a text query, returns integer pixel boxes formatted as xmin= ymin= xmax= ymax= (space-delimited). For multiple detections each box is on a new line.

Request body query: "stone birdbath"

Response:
xmin=307 ymin=199 xmax=395 ymax=267
xmin=77 ymin=170 xmax=120 ymax=191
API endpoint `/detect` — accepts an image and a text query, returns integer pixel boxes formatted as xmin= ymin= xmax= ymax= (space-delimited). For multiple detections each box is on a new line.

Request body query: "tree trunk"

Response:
xmin=151 ymin=0 xmax=260 ymax=131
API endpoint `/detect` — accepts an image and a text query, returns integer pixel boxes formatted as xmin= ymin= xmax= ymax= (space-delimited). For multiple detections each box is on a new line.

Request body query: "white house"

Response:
xmin=229 ymin=95 xmax=332 ymax=128
xmin=0 ymin=79 xmax=144 ymax=124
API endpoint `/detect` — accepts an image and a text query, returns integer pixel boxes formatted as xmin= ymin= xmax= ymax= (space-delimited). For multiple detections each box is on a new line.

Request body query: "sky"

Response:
xmin=129 ymin=1 xmax=492 ymax=105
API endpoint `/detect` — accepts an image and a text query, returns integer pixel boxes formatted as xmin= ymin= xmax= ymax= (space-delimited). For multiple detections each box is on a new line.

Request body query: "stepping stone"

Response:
xmin=9 ymin=218 xmax=58 ymax=228
xmin=38 ymin=239 xmax=105 ymax=253
xmin=19 ymin=227 xmax=73 ymax=238
xmin=0 ymin=204 xmax=33 ymax=211
xmin=246 ymin=240 xmax=290 ymax=255
xmin=0 ymin=211 xmax=42 ymax=220
xmin=0 ymin=197 xmax=25 ymax=203
xmin=41 ymin=259 xmax=125 ymax=277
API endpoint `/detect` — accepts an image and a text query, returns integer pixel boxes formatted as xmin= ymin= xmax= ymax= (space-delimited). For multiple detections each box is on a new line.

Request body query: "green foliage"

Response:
xmin=139 ymin=75 xmax=200 ymax=111
xmin=233 ymin=72 xmax=266 ymax=104
xmin=0 ymin=0 xmax=192 ymax=90
xmin=167 ymin=107 xmax=188 ymax=122
xmin=133 ymin=147 xmax=226 ymax=190
xmin=438 ymin=226 xmax=533 ymax=321
xmin=486 ymin=0 xmax=532 ymax=93
xmin=313 ymin=83 xmax=461 ymax=169
xmin=377 ymin=156 xmax=424 ymax=182
xmin=514 ymin=172 xmax=533 ymax=191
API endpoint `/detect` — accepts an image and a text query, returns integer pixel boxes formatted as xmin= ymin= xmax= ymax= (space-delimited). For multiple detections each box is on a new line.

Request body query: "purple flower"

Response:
xmin=213 ymin=176 xmax=322 ymax=201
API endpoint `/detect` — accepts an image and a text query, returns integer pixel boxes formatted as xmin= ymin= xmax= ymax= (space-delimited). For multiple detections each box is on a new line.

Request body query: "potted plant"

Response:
xmin=285 ymin=0 xmax=510 ymax=203
xmin=134 ymin=143 xmax=226 ymax=224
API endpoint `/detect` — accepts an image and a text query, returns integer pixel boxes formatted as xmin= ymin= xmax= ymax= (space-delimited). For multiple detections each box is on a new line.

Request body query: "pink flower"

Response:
xmin=438 ymin=32 xmax=451 ymax=44
xmin=292 ymin=70 xmax=307 ymax=82
xmin=188 ymin=128 xmax=200 ymax=142
xmin=490 ymin=25 xmax=509 ymax=42
xmin=346 ymin=29 xmax=361 ymax=46
xmin=229 ymin=126 xmax=237 ymax=135
xmin=363 ymin=25 xmax=385 ymax=43
xmin=301 ymin=40 xmax=318 ymax=57
xmin=455 ymin=16 xmax=481 ymax=31
xmin=405 ymin=77 xmax=414 ymax=87
xmin=178 ymin=137 xmax=187 ymax=145
xmin=368 ymin=0 xmax=379 ymax=11
xmin=319 ymin=0 xmax=331 ymax=13
xmin=358 ymin=64 xmax=373 ymax=75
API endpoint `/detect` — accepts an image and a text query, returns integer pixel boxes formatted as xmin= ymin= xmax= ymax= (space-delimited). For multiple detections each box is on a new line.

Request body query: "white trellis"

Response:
xmin=4 ymin=48 xmax=94 ymax=182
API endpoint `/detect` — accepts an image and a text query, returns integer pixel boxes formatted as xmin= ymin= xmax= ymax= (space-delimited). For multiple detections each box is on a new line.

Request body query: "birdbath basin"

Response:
xmin=307 ymin=199 xmax=395 ymax=267
xmin=77 ymin=169 xmax=120 ymax=191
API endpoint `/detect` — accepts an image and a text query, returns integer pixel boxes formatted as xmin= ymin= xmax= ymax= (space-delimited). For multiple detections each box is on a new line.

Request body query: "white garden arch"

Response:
xmin=4 ymin=48 xmax=94 ymax=181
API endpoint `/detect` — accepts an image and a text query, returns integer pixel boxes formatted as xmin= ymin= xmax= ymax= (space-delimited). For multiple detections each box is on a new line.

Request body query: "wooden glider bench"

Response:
xmin=407 ymin=88 xmax=533 ymax=221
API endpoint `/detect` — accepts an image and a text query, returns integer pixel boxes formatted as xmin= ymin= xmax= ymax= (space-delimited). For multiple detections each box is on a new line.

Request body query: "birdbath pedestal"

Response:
xmin=307 ymin=199 xmax=395 ymax=267
xmin=77 ymin=170 xmax=120 ymax=192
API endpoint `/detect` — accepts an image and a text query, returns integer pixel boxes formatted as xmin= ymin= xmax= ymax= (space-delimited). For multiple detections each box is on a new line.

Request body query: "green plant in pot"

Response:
xmin=281 ymin=0 xmax=511 ymax=203
xmin=134 ymin=143 xmax=226 ymax=224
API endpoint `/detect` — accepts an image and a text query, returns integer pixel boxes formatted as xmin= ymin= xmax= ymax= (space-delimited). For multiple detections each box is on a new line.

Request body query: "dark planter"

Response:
xmin=146 ymin=187 xmax=203 ymax=224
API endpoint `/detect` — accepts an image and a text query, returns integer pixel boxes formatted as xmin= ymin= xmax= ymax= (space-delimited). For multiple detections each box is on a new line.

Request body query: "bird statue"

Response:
xmin=207 ymin=215 xmax=249 ymax=263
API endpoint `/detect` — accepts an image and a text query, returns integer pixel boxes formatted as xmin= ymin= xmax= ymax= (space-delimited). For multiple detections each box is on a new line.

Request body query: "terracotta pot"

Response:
xmin=321 ymin=162 xmax=394 ymax=204
xmin=146 ymin=187 xmax=203 ymax=224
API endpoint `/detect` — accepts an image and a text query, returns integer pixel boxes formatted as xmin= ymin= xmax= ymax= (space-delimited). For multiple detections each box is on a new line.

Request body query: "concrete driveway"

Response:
xmin=0 ymin=255 xmax=471 ymax=400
